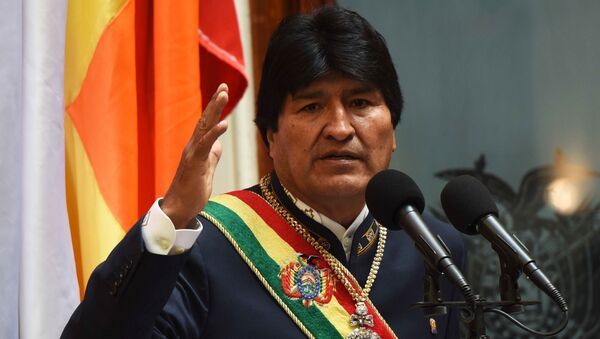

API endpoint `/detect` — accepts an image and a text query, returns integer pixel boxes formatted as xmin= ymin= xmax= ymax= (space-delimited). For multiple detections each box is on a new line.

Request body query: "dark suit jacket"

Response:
xmin=62 ymin=174 xmax=466 ymax=338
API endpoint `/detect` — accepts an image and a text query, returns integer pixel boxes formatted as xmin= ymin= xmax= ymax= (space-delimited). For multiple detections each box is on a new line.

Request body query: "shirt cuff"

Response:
xmin=141 ymin=198 xmax=203 ymax=255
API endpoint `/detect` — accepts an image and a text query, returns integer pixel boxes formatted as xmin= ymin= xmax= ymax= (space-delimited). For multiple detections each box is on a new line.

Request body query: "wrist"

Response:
xmin=159 ymin=199 xmax=195 ymax=229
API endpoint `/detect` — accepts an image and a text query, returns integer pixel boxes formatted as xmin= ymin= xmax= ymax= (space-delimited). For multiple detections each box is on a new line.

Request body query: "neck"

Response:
xmin=284 ymin=187 xmax=364 ymax=228
xmin=311 ymin=200 xmax=364 ymax=228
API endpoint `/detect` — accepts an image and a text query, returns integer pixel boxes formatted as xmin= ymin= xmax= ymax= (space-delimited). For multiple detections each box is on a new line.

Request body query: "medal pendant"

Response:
xmin=347 ymin=302 xmax=380 ymax=339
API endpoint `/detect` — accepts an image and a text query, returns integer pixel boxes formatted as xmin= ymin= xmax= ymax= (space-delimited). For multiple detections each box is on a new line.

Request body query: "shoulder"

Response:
xmin=421 ymin=213 xmax=465 ymax=259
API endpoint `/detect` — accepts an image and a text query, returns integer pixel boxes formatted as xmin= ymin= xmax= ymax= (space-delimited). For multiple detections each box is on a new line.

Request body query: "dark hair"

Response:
xmin=255 ymin=6 xmax=403 ymax=145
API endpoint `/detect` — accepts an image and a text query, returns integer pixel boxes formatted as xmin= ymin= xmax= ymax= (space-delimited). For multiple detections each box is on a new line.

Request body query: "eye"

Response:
xmin=350 ymin=98 xmax=371 ymax=109
xmin=300 ymin=103 xmax=321 ymax=113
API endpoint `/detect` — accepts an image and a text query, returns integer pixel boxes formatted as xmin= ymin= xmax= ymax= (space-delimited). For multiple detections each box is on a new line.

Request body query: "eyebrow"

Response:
xmin=291 ymin=84 xmax=378 ymax=101
xmin=291 ymin=90 xmax=324 ymax=101
xmin=346 ymin=85 xmax=378 ymax=96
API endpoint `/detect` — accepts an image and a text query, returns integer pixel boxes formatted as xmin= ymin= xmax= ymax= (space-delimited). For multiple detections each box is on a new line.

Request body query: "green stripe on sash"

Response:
xmin=204 ymin=200 xmax=343 ymax=338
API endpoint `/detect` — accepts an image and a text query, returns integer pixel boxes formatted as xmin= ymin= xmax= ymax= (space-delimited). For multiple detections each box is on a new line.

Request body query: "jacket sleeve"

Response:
xmin=60 ymin=220 xmax=206 ymax=339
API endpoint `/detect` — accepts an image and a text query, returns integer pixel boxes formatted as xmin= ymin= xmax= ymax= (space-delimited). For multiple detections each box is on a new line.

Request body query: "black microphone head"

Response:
xmin=440 ymin=175 xmax=499 ymax=235
xmin=365 ymin=169 xmax=425 ymax=230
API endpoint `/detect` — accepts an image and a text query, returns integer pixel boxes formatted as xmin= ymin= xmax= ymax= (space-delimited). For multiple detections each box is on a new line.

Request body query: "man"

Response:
xmin=62 ymin=6 xmax=464 ymax=339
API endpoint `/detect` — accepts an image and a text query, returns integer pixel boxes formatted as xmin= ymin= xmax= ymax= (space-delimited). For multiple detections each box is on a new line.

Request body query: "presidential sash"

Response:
xmin=201 ymin=190 xmax=397 ymax=339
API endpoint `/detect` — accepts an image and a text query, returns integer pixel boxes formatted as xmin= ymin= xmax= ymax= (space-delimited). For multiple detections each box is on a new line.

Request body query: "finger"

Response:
xmin=194 ymin=120 xmax=228 ymax=160
xmin=206 ymin=139 xmax=224 ymax=175
xmin=205 ymin=83 xmax=229 ymax=122
xmin=203 ymin=139 xmax=223 ymax=194
xmin=209 ymin=139 xmax=224 ymax=162
xmin=195 ymin=85 xmax=229 ymax=134
xmin=189 ymin=93 xmax=228 ymax=149
xmin=206 ymin=89 xmax=228 ymax=125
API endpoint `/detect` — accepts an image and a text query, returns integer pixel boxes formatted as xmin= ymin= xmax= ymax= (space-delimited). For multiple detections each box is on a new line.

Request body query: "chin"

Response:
xmin=316 ymin=175 xmax=368 ymax=196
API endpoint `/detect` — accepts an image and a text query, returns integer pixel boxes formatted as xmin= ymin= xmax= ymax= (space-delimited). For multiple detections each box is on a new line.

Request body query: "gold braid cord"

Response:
xmin=260 ymin=174 xmax=398 ymax=339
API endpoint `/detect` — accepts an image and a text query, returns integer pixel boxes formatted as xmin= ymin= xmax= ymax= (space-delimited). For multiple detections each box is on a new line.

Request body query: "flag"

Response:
xmin=64 ymin=0 xmax=248 ymax=292
xmin=0 ymin=0 xmax=79 ymax=338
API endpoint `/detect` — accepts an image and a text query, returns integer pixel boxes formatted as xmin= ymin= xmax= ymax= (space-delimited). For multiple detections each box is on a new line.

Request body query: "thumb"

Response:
xmin=206 ymin=139 xmax=224 ymax=179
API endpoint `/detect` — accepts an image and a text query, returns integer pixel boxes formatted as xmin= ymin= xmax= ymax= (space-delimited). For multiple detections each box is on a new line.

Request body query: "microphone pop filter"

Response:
xmin=440 ymin=175 xmax=499 ymax=235
xmin=365 ymin=169 xmax=425 ymax=230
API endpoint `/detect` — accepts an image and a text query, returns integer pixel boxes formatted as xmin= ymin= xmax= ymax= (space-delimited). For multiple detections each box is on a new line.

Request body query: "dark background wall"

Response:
xmin=340 ymin=0 xmax=600 ymax=337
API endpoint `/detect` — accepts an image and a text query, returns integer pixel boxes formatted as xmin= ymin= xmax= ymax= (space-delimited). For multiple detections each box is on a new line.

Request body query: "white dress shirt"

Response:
xmin=141 ymin=190 xmax=368 ymax=260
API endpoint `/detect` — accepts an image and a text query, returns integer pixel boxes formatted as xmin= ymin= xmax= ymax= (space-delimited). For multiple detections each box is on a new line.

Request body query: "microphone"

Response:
xmin=366 ymin=169 xmax=474 ymax=303
xmin=441 ymin=175 xmax=568 ymax=312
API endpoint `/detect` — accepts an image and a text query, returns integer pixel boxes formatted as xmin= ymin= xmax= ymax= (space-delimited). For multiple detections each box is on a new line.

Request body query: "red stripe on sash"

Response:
xmin=228 ymin=190 xmax=396 ymax=339
xmin=228 ymin=190 xmax=318 ymax=255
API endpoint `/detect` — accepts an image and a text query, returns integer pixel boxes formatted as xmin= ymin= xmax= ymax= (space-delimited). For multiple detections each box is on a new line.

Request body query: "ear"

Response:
xmin=266 ymin=129 xmax=275 ymax=157
xmin=392 ymin=132 xmax=397 ymax=152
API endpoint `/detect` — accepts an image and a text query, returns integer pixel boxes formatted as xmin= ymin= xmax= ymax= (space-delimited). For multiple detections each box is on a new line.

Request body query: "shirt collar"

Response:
xmin=281 ymin=185 xmax=370 ymax=251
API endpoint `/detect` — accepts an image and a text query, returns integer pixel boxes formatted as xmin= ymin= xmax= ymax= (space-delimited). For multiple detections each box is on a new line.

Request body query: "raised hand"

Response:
xmin=160 ymin=84 xmax=229 ymax=229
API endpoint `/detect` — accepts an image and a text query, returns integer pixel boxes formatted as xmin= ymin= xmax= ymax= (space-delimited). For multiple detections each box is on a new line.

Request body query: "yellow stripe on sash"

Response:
xmin=211 ymin=194 xmax=355 ymax=336
xmin=212 ymin=194 xmax=294 ymax=267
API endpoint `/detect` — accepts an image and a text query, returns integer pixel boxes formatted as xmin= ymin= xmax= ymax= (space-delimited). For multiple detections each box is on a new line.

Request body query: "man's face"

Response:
xmin=267 ymin=72 xmax=397 ymax=211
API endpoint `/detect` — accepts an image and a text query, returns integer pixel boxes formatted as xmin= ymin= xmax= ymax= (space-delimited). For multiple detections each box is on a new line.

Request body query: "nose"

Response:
xmin=322 ymin=103 xmax=355 ymax=141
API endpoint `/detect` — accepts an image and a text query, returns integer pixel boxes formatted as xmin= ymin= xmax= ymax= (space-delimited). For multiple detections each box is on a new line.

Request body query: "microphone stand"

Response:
xmin=423 ymin=263 xmax=448 ymax=317
xmin=496 ymin=247 xmax=524 ymax=314
xmin=414 ymin=243 xmax=569 ymax=337
xmin=463 ymin=296 xmax=488 ymax=339
xmin=414 ymin=252 xmax=570 ymax=339
xmin=414 ymin=298 xmax=541 ymax=339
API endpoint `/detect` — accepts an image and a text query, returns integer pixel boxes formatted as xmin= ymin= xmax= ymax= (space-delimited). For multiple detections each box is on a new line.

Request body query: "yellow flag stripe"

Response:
xmin=64 ymin=0 xmax=128 ymax=105
xmin=65 ymin=114 xmax=126 ymax=290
